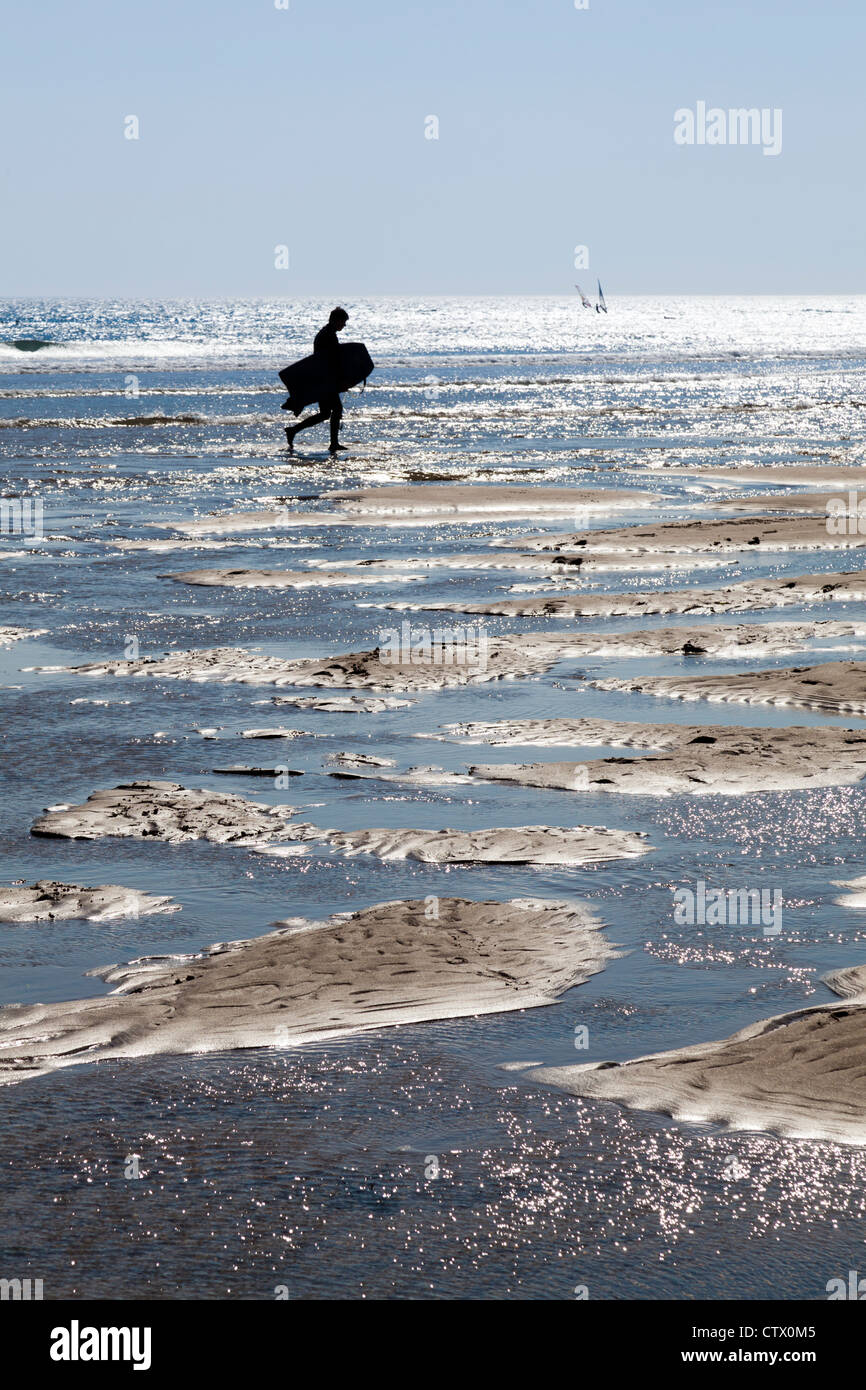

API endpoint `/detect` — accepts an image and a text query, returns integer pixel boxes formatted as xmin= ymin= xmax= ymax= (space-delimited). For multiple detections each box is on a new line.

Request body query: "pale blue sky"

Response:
xmin=3 ymin=0 xmax=863 ymax=296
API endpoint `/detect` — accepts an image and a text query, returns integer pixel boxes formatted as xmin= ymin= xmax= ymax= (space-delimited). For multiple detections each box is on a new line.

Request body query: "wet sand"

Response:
xmin=592 ymin=660 xmax=866 ymax=717
xmin=164 ymin=568 xmax=425 ymax=590
xmin=526 ymin=966 xmax=866 ymax=1145
xmin=0 ymin=882 xmax=178 ymax=923
xmin=13 ymin=455 xmax=866 ymax=1151
xmin=434 ymin=717 xmax=866 ymax=795
xmin=278 ymin=823 xmax=651 ymax=865
xmin=0 ymin=897 xmax=615 ymax=1087
xmin=639 ymin=464 xmax=866 ymax=489
xmin=330 ymin=483 xmax=662 ymax=519
xmin=514 ymin=514 xmax=866 ymax=556
xmin=160 ymin=486 xmax=662 ymax=534
xmin=31 ymin=781 xmax=299 ymax=846
xmin=505 ymin=514 xmax=866 ymax=556
xmin=35 ymin=620 xmax=866 ymax=693
xmin=381 ymin=567 xmax=866 ymax=619
xmin=0 ymin=624 xmax=46 ymax=647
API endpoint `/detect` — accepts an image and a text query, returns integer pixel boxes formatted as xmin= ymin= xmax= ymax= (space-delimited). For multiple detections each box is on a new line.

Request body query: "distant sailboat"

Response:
xmin=574 ymin=283 xmax=593 ymax=309
xmin=595 ymin=280 xmax=608 ymax=314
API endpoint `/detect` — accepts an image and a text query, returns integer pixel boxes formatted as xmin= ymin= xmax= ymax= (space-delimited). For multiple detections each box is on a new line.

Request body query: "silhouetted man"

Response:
xmin=284 ymin=307 xmax=349 ymax=455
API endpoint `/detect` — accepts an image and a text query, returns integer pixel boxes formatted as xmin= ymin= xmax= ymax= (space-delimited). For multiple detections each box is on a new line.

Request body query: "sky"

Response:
xmin=2 ymin=0 xmax=864 ymax=297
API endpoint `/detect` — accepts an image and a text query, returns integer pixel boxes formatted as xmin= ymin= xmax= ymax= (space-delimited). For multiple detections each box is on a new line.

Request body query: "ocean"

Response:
xmin=2 ymin=294 xmax=866 ymax=1299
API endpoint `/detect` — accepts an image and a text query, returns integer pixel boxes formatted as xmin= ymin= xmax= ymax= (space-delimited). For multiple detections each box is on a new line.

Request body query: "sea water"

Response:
xmin=1 ymin=295 xmax=866 ymax=1299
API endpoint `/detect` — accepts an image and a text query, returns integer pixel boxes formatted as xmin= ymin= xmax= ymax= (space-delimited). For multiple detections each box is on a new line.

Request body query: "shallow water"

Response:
xmin=2 ymin=295 xmax=866 ymax=1299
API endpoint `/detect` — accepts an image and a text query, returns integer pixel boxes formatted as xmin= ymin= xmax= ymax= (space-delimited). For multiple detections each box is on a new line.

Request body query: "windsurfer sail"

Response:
xmin=574 ymin=283 xmax=593 ymax=309
xmin=595 ymin=280 xmax=608 ymax=314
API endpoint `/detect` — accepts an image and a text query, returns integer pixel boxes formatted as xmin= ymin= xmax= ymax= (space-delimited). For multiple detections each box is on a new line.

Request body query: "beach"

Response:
xmin=3 ymin=293 xmax=866 ymax=1299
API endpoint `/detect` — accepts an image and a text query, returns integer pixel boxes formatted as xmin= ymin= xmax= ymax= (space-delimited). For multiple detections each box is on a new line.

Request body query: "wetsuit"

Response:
xmin=299 ymin=323 xmax=343 ymax=449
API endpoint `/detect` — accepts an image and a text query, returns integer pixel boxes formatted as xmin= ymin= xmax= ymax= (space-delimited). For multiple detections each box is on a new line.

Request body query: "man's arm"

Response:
xmin=314 ymin=325 xmax=341 ymax=376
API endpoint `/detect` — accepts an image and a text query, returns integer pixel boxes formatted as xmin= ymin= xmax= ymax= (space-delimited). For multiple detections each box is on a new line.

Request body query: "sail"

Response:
xmin=574 ymin=283 xmax=593 ymax=309
xmin=595 ymin=279 xmax=608 ymax=314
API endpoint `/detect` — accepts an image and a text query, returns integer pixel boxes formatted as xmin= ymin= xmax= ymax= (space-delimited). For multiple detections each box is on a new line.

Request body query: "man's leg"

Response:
xmin=328 ymin=397 xmax=344 ymax=454
xmin=285 ymin=409 xmax=327 ymax=451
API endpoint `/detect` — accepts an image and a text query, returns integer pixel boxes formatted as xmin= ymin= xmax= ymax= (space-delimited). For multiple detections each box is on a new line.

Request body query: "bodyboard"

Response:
xmin=278 ymin=342 xmax=374 ymax=416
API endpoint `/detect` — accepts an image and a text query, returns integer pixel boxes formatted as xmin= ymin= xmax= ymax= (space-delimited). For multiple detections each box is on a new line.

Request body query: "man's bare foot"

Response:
xmin=285 ymin=426 xmax=296 ymax=453
xmin=329 ymin=443 xmax=348 ymax=454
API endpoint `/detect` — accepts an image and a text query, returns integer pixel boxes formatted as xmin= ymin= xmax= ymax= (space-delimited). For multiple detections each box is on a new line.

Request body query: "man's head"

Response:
xmin=329 ymin=307 xmax=349 ymax=329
